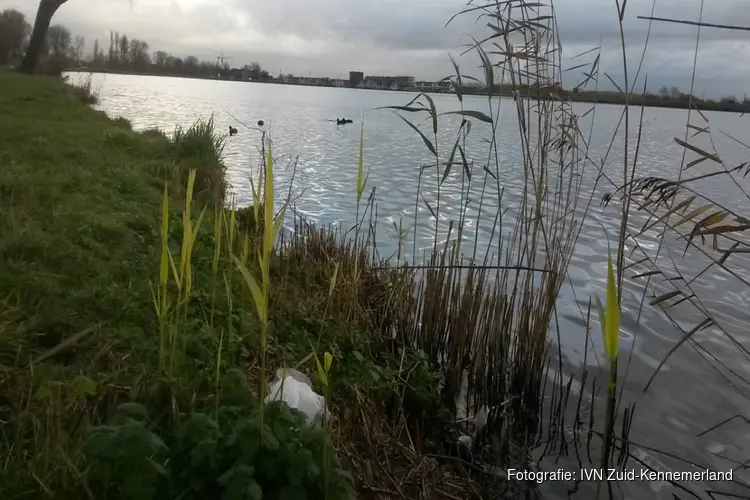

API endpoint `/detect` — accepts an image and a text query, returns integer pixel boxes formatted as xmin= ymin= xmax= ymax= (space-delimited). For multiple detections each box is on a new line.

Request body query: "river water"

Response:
xmin=76 ymin=72 xmax=750 ymax=499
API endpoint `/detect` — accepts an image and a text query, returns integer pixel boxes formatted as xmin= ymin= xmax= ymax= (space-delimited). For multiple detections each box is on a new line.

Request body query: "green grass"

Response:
xmin=0 ymin=69 xmax=170 ymax=352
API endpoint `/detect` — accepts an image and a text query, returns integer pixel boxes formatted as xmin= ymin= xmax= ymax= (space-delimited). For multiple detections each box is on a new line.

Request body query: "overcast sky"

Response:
xmin=2 ymin=0 xmax=749 ymax=97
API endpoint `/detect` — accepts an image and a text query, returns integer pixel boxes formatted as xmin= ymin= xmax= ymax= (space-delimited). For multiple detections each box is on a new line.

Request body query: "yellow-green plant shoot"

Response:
xmin=153 ymin=182 xmax=170 ymax=372
xmin=324 ymin=352 xmax=333 ymax=375
xmin=312 ymin=347 xmax=335 ymax=497
xmin=356 ymin=120 xmax=368 ymax=203
xmin=233 ymin=135 xmax=286 ymax=405
xmin=594 ymin=247 xmax=621 ymax=500
xmin=596 ymin=250 xmax=620 ymax=364
xmin=329 ymin=262 xmax=339 ymax=298
xmin=312 ymin=347 xmax=332 ymax=388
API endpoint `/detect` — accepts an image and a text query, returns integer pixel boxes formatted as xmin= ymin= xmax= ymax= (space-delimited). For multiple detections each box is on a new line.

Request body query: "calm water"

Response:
xmin=76 ymin=72 xmax=750 ymax=499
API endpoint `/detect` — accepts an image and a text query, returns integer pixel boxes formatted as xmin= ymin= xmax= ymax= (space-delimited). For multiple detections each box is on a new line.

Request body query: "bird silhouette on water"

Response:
xmin=336 ymin=118 xmax=353 ymax=125
xmin=229 ymin=126 xmax=238 ymax=136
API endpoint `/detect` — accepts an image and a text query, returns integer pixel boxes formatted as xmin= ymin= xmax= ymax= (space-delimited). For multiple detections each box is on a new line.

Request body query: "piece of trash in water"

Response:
xmin=455 ymin=368 xmax=489 ymax=441
xmin=265 ymin=367 xmax=330 ymax=427
xmin=454 ymin=368 xmax=508 ymax=451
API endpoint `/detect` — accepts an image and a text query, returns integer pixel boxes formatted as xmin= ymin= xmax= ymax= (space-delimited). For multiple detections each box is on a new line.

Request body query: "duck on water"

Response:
xmin=229 ymin=126 xmax=238 ymax=136
xmin=336 ymin=118 xmax=353 ymax=125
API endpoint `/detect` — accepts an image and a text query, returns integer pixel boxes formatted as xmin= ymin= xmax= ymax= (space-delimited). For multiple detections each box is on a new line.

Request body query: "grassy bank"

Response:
xmin=0 ymin=70 xmax=487 ymax=499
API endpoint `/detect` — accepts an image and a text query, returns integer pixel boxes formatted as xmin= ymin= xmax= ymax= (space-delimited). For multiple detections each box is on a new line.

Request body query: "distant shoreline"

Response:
xmin=68 ymin=67 xmax=750 ymax=115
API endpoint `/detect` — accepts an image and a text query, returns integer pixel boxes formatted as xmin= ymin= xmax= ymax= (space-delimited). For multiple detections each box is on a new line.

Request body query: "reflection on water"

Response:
xmin=79 ymin=72 xmax=750 ymax=499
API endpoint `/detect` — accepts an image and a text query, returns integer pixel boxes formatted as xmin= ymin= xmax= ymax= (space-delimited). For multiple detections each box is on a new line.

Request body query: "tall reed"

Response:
xmin=369 ymin=0 xmax=594 ymax=466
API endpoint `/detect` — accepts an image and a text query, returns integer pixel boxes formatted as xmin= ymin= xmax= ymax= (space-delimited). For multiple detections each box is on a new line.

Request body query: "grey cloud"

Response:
xmin=218 ymin=0 xmax=476 ymax=51
xmin=556 ymin=0 xmax=750 ymax=45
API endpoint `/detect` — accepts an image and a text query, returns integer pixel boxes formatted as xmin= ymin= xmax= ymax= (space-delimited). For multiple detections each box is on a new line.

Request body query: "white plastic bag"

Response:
xmin=455 ymin=369 xmax=489 ymax=443
xmin=264 ymin=368 xmax=329 ymax=427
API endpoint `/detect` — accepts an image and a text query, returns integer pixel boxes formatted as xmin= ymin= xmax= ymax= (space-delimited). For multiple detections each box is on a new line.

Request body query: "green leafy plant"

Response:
xmin=83 ymin=383 xmax=355 ymax=500
xmin=83 ymin=403 xmax=168 ymax=500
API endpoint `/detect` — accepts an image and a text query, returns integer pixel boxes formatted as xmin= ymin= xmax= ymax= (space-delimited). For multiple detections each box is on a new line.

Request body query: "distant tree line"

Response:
xmin=489 ymin=82 xmax=748 ymax=107
xmin=89 ymin=32 xmax=272 ymax=81
xmin=654 ymin=85 xmax=749 ymax=106
xmin=455 ymin=81 xmax=749 ymax=113
xmin=1 ymin=8 xmax=271 ymax=82
xmin=92 ymin=29 xmax=272 ymax=81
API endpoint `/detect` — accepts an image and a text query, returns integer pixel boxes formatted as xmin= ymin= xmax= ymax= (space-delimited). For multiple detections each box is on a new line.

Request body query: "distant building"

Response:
xmin=362 ymin=75 xmax=415 ymax=91
xmin=413 ymin=80 xmax=452 ymax=92
xmin=226 ymin=67 xmax=244 ymax=80
xmin=280 ymin=75 xmax=330 ymax=86
xmin=349 ymin=71 xmax=364 ymax=88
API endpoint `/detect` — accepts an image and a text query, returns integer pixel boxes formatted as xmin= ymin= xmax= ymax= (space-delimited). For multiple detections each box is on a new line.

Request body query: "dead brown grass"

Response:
xmin=337 ymin=403 xmax=482 ymax=500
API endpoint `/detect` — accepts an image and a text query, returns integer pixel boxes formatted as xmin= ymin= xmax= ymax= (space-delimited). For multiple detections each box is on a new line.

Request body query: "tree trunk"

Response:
xmin=19 ymin=0 xmax=68 ymax=74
